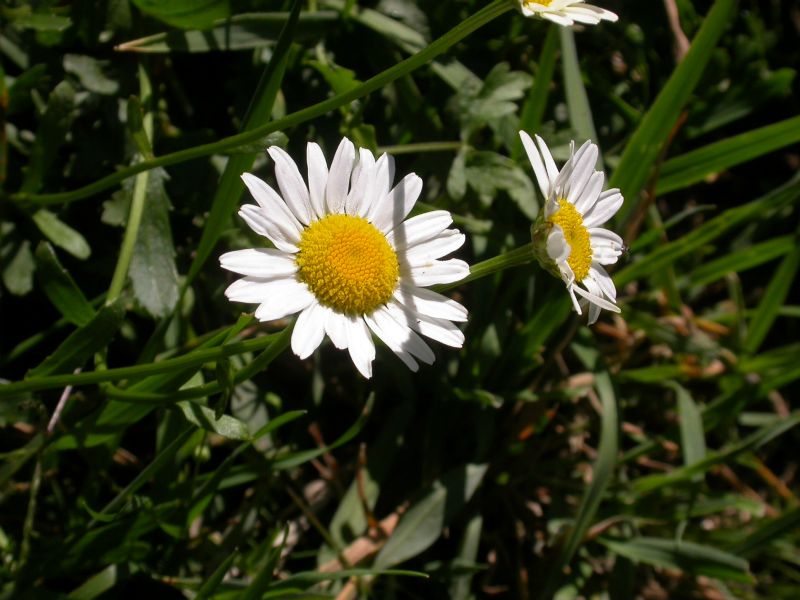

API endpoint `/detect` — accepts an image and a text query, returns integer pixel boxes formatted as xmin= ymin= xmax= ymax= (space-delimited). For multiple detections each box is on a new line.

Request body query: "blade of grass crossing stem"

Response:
xmin=743 ymin=234 xmax=800 ymax=354
xmin=560 ymin=26 xmax=601 ymax=169
xmin=657 ymin=114 xmax=800 ymax=194
xmin=670 ymin=382 xmax=706 ymax=480
xmin=513 ymin=24 xmax=558 ymax=160
xmin=541 ymin=371 xmax=618 ymax=597
xmin=8 ymin=1 xmax=513 ymax=206
xmin=185 ymin=0 xmax=302 ymax=288
xmin=612 ymin=0 xmax=738 ymax=224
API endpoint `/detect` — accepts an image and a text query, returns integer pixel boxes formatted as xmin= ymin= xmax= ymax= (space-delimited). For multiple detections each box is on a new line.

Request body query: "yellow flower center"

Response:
xmin=548 ymin=198 xmax=592 ymax=282
xmin=295 ymin=214 xmax=399 ymax=315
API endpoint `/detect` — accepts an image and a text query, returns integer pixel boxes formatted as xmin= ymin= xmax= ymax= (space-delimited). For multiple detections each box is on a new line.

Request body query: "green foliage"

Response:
xmin=1 ymin=0 xmax=799 ymax=598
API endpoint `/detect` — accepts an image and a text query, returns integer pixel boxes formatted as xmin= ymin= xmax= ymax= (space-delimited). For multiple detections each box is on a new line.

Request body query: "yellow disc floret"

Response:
xmin=548 ymin=198 xmax=592 ymax=282
xmin=295 ymin=214 xmax=399 ymax=315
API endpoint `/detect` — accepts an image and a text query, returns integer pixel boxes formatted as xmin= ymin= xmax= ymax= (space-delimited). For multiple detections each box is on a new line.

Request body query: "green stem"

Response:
xmin=436 ymin=243 xmax=536 ymax=292
xmin=0 ymin=330 xmax=284 ymax=398
xmin=377 ymin=141 xmax=463 ymax=155
xmin=9 ymin=0 xmax=513 ymax=207
xmin=106 ymin=64 xmax=153 ymax=303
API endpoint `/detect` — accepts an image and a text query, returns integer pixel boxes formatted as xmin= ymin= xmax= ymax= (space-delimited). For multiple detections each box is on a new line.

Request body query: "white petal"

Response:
xmin=306 ymin=142 xmax=329 ymax=220
xmin=225 ymin=277 xmax=313 ymax=319
xmin=241 ymin=173 xmax=302 ymax=232
xmin=326 ymin=137 xmax=356 ymax=214
xmin=541 ymin=12 xmax=575 ymax=27
xmin=393 ymin=284 xmax=468 ymax=322
xmin=590 ymin=264 xmax=617 ymax=301
xmin=535 ymin=134 xmax=560 ymax=187
xmin=372 ymin=153 xmax=396 ymax=202
xmin=388 ymin=301 xmax=464 ymax=348
xmin=291 ymin=302 xmax=326 ymax=359
xmin=267 ymin=146 xmax=313 ymax=225
xmin=239 ymin=205 xmax=299 ymax=254
xmin=346 ymin=148 xmax=376 ymax=216
xmin=571 ymin=170 xmax=605 ymax=215
xmin=583 ymin=189 xmax=624 ymax=228
xmin=369 ymin=173 xmax=423 ymax=233
xmin=520 ymin=131 xmax=551 ymax=200
xmin=345 ymin=316 xmax=376 ymax=378
xmin=323 ymin=308 xmax=349 ymax=350
xmin=547 ymin=227 xmax=570 ymax=264
xmin=403 ymin=229 xmax=465 ymax=264
xmin=219 ymin=248 xmax=297 ymax=278
xmin=566 ymin=283 xmax=583 ymax=314
xmin=386 ymin=210 xmax=453 ymax=250
xmin=370 ymin=304 xmax=435 ymax=365
xmin=573 ymin=282 xmax=620 ymax=314
xmin=563 ymin=141 xmax=597 ymax=203
xmin=407 ymin=259 xmax=470 ymax=287
xmin=364 ymin=310 xmax=418 ymax=371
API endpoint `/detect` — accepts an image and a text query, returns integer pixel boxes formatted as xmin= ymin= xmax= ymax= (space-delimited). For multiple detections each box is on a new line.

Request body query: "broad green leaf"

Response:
xmin=35 ymin=242 xmax=95 ymax=326
xmin=542 ymin=371 xmax=618 ymax=596
xmin=463 ymin=151 xmax=537 ymax=219
xmin=67 ymin=564 xmax=119 ymax=600
xmin=560 ymin=27 xmax=601 ymax=167
xmin=32 ymin=209 xmax=91 ymax=260
xmin=130 ymin=0 xmax=229 ymax=30
xmin=688 ymin=235 xmax=796 ymax=287
xmin=657 ymin=115 xmax=800 ymax=194
xmin=612 ymin=0 xmax=738 ymax=223
xmin=616 ymin=176 xmax=800 ymax=286
xmin=176 ymin=401 xmax=251 ymax=440
xmin=26 ymin=300 xmax=125 ymax=378
xmin=185 ymin=0 xmax=302 ymax=287
xmin=116 ymin=12 xmax=339 ymax=53
xmin=3 ymin=239 xmax=35 ymax=295
xmin=602 ymin=537 xmax=750 ymax=583
xmin=374 ymin=463 xmax=487 ymax=568
xmin=7 ymin=10 xmax=71 ymax=32
xmin=126 ymin=168 xmax=179 ymax=318
xmin=743 ymin=239 xmax=800 ymax=354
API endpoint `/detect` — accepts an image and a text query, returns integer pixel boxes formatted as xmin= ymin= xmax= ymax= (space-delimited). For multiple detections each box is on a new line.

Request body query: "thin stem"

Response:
xmin=106 ymin=64 xmax=154 ymax=303
xmin=377 ymin=141 xmax=463 ymax=155
xmin=435 ymin=243 xmax=536 ymax=292
xmin=9 ymin=0 xmax=513 ymax=207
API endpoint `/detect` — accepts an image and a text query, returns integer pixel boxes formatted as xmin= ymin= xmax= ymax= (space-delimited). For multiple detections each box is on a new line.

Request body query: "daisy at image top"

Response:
xmin=520 ymin=131 xmax=624 ymax=325
xmin=518 ymin=0 xmax=618 ymax=27
xmin=220 ymin=137 xmax=470 ymax=379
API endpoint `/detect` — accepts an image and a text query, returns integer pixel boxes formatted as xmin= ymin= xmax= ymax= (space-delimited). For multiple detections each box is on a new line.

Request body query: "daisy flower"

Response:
xmin=520 ymin=131 xmax=624 ymax=324
xmin=518 ymin=0 xmax=618 ymax=27
xmin=220 ymin=137 xmax=470 ymax=378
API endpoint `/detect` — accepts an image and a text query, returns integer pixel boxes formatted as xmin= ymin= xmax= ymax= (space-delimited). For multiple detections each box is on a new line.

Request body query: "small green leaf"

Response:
xmin=32 ymin=209 xmax=91 ymax=260
xmin=2 ymin=240 xmax=36 ymax=296
xmin=176 ymin=401 xmax=251 ymax=441
xmin=671 ymin=382 xmax=706 ymax=477
xmin=26 ymin=300 xmax=125 ymax=378
xmin=130 ymin=0 xmax=230 ymax=30
xmin=63 ymin=54 xmax=120 ymax=95
xmin=35 ymin=242 xmax=95 ymax=326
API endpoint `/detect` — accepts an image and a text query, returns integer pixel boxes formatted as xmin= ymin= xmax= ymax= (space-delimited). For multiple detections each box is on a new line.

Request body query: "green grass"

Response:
xmin=1 ymin=0 xmax=799 ymax=598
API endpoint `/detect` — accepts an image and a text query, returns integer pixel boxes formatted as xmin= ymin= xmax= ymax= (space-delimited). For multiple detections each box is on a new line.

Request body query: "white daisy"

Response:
xmin=519 ymin=0 xmax=618 ymax=27
xmin=520 ymin=131 xmax=624 ymax=325
xmin=220 ymin=137 xmax=470 ymax=378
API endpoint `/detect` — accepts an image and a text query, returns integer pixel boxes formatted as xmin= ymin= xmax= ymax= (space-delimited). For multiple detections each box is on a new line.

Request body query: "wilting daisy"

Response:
xmin=220 ymin=137 xmax=470 ymax=378
xmin=520 ymin=131 xmax=624 ymax=324
xmin=518 ymin=0 xmax=618 ymax=27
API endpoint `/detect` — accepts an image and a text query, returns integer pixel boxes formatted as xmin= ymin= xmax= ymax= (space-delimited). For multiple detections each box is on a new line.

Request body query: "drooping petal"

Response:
xmin=267 ymin=146 xmax=313 ymax=225
xmin=219 ymin=248 xmax=297 ymax=278
xmin=369 ymin=304 xmax=435 ymax=365
xmin=291 ymin=301 xmax=326 ymax=359
xmin=345 ymin=316 xmax=376 ymax=378
xmin=386 ymin=301 xmax=465 ymax=348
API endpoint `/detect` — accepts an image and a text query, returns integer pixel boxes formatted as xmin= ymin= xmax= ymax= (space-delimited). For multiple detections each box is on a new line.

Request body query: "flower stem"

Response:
xmin=106 ymin=63 xmax=153 ymax=304
xmin=436 ymin=242 xmax=536 ymax=292
xmin=9 ymin=0 xmax=513 ymax=206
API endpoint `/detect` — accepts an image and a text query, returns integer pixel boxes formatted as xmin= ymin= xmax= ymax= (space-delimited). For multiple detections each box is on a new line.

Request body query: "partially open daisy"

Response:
xmin=220 ymin=137 xmax=470 ymax=378
xmin=520 ymin=131 xmax=624 ymax=324
xmin=518 ymin=0 xmax=618 ymax=27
